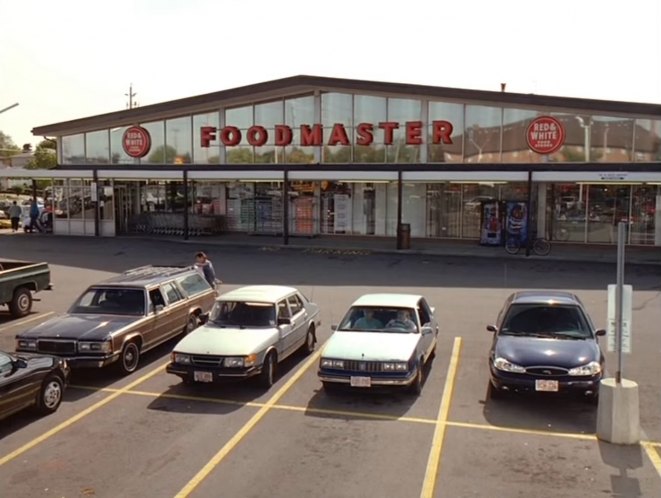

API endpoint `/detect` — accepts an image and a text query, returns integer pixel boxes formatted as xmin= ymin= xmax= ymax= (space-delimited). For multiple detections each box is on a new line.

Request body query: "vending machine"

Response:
xmin=505 ymin=201 xmax=529 ymax=246
xmin=479 ymin=201 xmax=502 ymax=246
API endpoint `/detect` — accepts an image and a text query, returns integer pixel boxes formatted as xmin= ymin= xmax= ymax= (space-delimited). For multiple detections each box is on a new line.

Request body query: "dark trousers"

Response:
xmin=10 ymin=217 xmax=19 ymax=231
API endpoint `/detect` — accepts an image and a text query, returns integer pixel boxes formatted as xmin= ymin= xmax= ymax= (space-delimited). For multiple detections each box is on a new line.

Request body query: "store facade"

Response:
xmin=17 ymin=75 xmax=661 ymax=246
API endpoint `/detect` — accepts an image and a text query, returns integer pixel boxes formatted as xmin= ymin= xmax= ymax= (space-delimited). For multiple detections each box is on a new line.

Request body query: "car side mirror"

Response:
xmin=331 ymin=324 xmax=338 ymax=331
xmin=277 ymin=317 xmax=291 ymax=326
xmin=198 ymin=313 xmax=209 ymax=325
xmin=486 ymin=325 xmax=498 ymax=333
xmin=595 ymin=328 xmax=606 ymax=337
xmin=14 ymin=358 xmax=28 ymax=369
xmin=430 ymin=306 xmax=436 ymax=315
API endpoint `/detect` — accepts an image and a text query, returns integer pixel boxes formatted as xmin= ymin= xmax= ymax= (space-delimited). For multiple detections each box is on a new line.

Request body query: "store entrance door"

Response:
xmin=114 ymin=186 xmax=129 ymax=234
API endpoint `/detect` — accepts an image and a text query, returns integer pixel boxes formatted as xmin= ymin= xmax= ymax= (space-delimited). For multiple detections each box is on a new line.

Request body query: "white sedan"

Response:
xmin=318 ymin=293 xmax=439 ymax=394
xmin=167 ymin=285 xmax=321 ymax=388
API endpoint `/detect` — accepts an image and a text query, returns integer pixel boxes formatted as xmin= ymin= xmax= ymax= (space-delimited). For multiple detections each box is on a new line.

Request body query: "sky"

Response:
xmin=1 ymin=0 xmax=660 ymax=149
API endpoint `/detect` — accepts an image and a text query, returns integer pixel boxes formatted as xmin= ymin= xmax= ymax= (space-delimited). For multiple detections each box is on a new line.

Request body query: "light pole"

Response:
xmin=0 ymin=103 xmax=19 ymax=115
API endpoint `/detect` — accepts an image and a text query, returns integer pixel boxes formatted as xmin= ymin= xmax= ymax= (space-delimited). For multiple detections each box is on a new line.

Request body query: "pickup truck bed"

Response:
xmin=0 ymin=261 xmax=51 ymax=318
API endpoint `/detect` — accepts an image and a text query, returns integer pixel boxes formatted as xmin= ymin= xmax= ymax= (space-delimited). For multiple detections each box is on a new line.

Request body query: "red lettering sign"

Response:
xmin=378 ymin=121 xmax=399 ymax=145
xmin=356 ymin=123 xmax=374 ymax=146
xmin=220 ymin=126 xmax=241 ymax=146
xmin=526 ymin=116 xmax=565 ymax=154
xmin=432 ymin=121 xmax=453 ymax=144
xmin=328 ymin=123 xmax=350 ymax=146
xmin=300 ymin=124 xmax=323 ymax=146
xmin=200 ymin=126 xmax=216 ymax=148
xmin=406 ymin=121 xmax=423 ymax=145
xmin=122 ymin=126 xmax=151 ymax=158
xmin=275 ymin=125 xmax=293 ymax=146
xmin=247 ymin=126 xmax=268 ymax=146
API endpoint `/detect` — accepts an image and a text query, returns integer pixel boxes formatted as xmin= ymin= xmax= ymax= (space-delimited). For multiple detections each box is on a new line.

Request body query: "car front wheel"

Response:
xmin=301 ymin=326 xmax=315 ymax=355
xmin=408 ymin=360 xmax=423 ymax=395
xmin=258 ymin=352 xmax=276 ymax=388
xmin=118 ymin=341 xmax=140 ymax=375
xmin=36 ymin=375 xmax=64 ymax=415
xmin=9 ymin=287 xmax=32 ymax=318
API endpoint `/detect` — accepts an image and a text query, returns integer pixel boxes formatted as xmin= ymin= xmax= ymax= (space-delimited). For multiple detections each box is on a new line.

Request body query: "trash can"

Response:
xmin=397 ymin=223 xmax=411 ymax=250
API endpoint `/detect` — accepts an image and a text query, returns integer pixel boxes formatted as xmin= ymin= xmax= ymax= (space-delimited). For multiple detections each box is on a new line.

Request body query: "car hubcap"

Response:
xmin=124 ymin=346 xmax=137 ymax=369
xmin=44 ymin=381 xmax=62 ymax=408
xmin=18 ymin=294 xmax=29 ymax=311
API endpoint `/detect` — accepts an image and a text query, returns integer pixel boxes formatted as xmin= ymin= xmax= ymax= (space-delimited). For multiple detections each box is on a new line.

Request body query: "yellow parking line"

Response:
xmin=420 ymin=337 xmax=462 ymax=498
xmin=173 ymin=349 xmax=323 ymax=498
xmin=446 ymin=420 xmax=596 ymax=441
xmin=0 ymin=311 xmax=54 ymax=333
xmin=643 ymin=442 xmax=661 ymax=478
xmin=0 ymin=362 xmax=167 ymax=467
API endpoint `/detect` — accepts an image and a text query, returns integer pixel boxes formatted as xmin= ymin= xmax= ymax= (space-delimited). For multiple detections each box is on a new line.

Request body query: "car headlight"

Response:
xmin=16 ymin=339 xmax=37 ymax=351
xmin=78 ymin=341 xmax=112 ymax=353
xmin=382 ymin=362 xmax=409 ymax=371
xmin=568 ymin=361 xmax=601 ymax=376
xmin=320 ymin=358 xmax=344 ymax=369
xmin=224 ymin=356 xmax=244 ymax=368
xmin=172 ymin=352 xmax=191 ymax=365
xmin=493 ymin=357 xmax=527 ymax=373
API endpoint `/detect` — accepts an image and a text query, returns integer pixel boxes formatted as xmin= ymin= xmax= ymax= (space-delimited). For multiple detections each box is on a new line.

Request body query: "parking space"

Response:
xmin=0 ymin=236 xmax=660 ymax=497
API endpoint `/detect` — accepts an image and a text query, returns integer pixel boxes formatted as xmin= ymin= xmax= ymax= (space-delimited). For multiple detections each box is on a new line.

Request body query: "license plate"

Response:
xmin=350 ymin=376 xmax=371 ymax=387
xmin=535 ymin=379 xmax=559 ymax=392
xmin=194 ymin=371 xmax=213 ymax=383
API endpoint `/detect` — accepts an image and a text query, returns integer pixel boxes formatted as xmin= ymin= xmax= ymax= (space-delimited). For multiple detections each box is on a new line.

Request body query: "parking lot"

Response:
xmin=0 ymin=235 xmax=660 ymax=497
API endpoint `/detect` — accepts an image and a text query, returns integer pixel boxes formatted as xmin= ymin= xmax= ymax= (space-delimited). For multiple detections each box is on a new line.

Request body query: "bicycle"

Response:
xmin=504 ymin=236 xmax=551 ymax=256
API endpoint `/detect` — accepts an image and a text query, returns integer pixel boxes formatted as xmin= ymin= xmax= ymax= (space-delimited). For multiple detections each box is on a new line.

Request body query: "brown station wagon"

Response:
xmin=15 ymin=266 xmax=217 ymax=375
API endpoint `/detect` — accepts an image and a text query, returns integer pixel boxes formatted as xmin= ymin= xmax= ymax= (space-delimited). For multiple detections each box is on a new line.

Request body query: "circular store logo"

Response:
xmin=526 ymin=116 xmax=565 ymax=155
xmin=122 ymin=126 xmax=152 ymax=158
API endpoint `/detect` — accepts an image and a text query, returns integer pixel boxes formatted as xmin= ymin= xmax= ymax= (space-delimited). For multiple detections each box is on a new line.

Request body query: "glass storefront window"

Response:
xmin=428 ymin=102 xmax=463 ymax=163
xmin=465 ymin=105 xmax=502 ymax=163
xmin=141 ymin=121 xmax=166 ymax=164
xmin=322 ymin=93 xmax=354 ymax=163
xmin=547 ymin=183 xmax=587 ymax=243
xmin=62 ymin=134 xmax=85 ymax=164
xmin=502 ymin=109 xmax=539 ymax=163
xmin=166 ymin=116 xmax=192 ymax=164
xmin=193 ymin=111 xmax=220 ymax=164
xmin=85 ymin=130 xmax=110 ymax=164
xmin=630 ymin=185 xmax=658 ymax=244
xmin=634 ymin=119 xmax=661 ymax=162
xmin=289 ymin=181 xmax=318 ymax=235
xmin=254 ymin=100 xmax=283 ymax=163
xmin=556 ymin=113 xmax=591 ymax=162
xmin=590 ymin=116 xmax=633 ymax=163
xmin=462 ymin=184 xmax=499 ymax=238
xmin=587 ymin=185 xmax=631 ymax=244
xmin=387 ymin=98 xmax=421 ymax=163
xmin=285 ymin=96 xmax=315 ymax=163
xmin=353 ymin=94 xmax=386 ymax=163
xmin=110 ymin=127 xmax=134 ymax=164
xmin=226 ymin=105 xmax=253 ymax=163
xmin=426 ymin=183 xmax=461 ymax=237
xmin=99 ymin=180 xmax=114 ymax=221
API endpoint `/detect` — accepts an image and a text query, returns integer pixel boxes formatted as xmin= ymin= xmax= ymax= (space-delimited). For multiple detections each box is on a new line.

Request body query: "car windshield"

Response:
xmin=500 ymin=304 xmax=591 ymax=339
xmin=209 ymin=301 xmax=276 ymax=328
xmin=69 ymin=288 xmax=146 ymax=316
xmin=339 ymin=306 xmax=418 ymax=333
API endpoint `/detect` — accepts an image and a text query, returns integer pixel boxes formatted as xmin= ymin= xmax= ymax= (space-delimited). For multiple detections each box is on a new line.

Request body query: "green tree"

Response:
xmin=25 ymin=140 xmax=57 ymax=169
xmin=0 ymin=131 xmax=20 ymax=159
xmin=148 ymin=145 xmax=178 ymax=163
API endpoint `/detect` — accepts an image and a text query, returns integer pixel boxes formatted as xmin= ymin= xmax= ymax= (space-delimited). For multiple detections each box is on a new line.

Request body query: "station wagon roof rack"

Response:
xmin=99 ymin=265 xmax=195 ymax=285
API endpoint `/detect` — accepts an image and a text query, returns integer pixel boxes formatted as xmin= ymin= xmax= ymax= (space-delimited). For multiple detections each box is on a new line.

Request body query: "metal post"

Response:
xmin=396 ymin=169 xmax=403 ymax=249
xmin=525 ymin=170 xmax=532 ymax=257
xmin=283 ymin=169 xmax=289 ymax=246
xmin=93 ymin=170 xmax=99 ymax=237
xmin=183 ymin=170 xmax=189 ymax=240
xmin=615 ymin=221 xmax=626 ymax=384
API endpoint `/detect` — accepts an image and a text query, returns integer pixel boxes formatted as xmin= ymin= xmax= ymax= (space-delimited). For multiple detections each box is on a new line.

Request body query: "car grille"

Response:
xmin=37 ymin=340 xmax=76 ymax=354
xmin=525 ymin=366 xmax=569 ymax=376
xmin=191 ymin=355 xmax=224 ymax=367
xmin=343 ymin=360 xmax=382 ymax=373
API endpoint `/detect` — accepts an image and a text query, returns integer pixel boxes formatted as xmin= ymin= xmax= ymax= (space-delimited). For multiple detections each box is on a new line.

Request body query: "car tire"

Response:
xmin=35 ymin=375 xmax=64 ymax=415
xmin=258 ymin=351 xmax=276 ymax=388
xmin=9 ymin=287 xmax=32 ymax=318
xmin=184 ymin=314 xmax=198 ymax=335
xmin=118 ymin=341 xmax=140 ymax=375
xmin=408 ymin=359 xmax=424 ymax=395
xmin=301 ymin=326 xmax=316 ymax=356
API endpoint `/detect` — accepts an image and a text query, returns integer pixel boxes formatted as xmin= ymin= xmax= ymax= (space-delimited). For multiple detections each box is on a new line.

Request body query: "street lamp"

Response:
xmin=0 ymin=103 xmax=19 ymax=115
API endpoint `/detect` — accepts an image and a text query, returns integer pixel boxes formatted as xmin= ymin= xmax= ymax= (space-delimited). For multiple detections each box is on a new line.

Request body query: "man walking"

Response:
xmin=8 ymin=201 xmax=21 ymax=232
xmin=194 ymin=251 xmax=221 ymax=290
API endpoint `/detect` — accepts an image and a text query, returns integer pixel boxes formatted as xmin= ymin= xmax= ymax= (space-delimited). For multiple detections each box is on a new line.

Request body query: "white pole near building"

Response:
xmin=597 ymin=221 xmax=640 ymax=444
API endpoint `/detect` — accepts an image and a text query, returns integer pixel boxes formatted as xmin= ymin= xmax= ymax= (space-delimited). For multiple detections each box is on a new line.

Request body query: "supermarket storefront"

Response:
xmin=20 ymin=75 xmax=661 ymax=246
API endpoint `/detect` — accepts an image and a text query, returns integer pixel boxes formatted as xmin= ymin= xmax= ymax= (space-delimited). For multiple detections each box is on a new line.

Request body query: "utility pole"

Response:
xmin=125 ymin=84 xmax=138 ymax=109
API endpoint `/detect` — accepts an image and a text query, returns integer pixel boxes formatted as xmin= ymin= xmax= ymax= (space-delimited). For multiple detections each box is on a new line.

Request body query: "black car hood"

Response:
xmin=14 ymin=352 xmax=56 ymax=369
xmin=495 ymin=335 xmax=600 ymax=367
xmin=17 ymin=314 xmax=139 ymax=341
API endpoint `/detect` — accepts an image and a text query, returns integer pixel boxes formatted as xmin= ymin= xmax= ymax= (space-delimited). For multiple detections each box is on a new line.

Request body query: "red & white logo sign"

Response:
xmin=122 ymin=126 xmax=151 ymax=158
xmin=526 ymin=116 xmax=565 ymax=154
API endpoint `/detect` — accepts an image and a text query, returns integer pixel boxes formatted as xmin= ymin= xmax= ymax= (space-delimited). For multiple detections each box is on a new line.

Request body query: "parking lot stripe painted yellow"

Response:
xmin=446 ymin=420 xmax=596 ymax=441
xmin=420 ymin=337 xmax=462 ymax=498
xmin=0 ymin=362 xmax=166 ymax=467
xmin=643 ymin=443 xmax=661 ymax=478
xmin=0 ymin=311 xmax=54 ymax=333
xmin=173 ymin=349 xmax=323 ymax=498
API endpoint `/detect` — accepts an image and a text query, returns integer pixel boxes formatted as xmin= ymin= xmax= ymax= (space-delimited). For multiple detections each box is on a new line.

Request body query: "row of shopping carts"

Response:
xmin=129 ymin=213 xmax=226 ymax=236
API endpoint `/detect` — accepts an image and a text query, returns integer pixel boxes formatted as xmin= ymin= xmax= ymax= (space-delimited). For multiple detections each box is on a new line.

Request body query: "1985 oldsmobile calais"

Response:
xmin=318 ymin=293 xmax=438 ymax=394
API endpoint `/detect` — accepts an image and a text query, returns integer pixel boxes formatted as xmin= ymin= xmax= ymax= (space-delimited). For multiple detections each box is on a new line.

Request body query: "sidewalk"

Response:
xmin=2 ymin=229 xmax=660 ymax=265
xmin=130 ymin=232 xmax=661 ymax=266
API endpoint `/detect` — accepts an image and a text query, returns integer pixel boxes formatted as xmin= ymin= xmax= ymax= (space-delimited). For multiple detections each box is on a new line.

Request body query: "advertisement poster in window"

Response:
xmin=506 ymin=201 xmax=528 ymax=245
xmin=480 ymin=201 xmax=502 ymax=245
xmin=334 ymin=194 xmax=351 ymax=234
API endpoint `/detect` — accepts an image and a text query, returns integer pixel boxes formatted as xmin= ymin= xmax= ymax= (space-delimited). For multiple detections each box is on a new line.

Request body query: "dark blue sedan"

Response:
xmin=487 ymin=291 xmax=606 ymax=403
